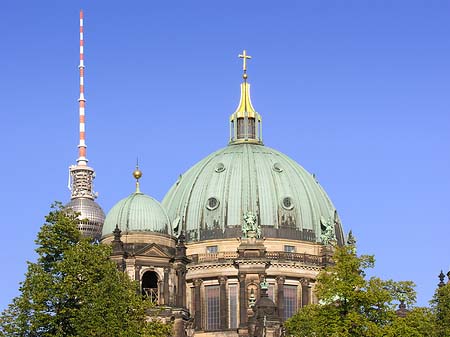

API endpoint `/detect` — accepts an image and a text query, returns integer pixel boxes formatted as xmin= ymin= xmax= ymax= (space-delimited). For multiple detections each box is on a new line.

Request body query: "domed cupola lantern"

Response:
xmin=229 ymin=50 xmax=263 ymax=145
xmin=102 ymin=167 xmax=172 ymax=237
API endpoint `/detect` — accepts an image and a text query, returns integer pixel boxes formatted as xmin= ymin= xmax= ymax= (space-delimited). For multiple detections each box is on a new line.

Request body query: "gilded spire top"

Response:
xmin=233 ymin=50 xmax=257 ymax=118
xmin=239 ymin=50 xmax=252 ymax=80
xmin=133 ymin=161 xmax=143 ymax=194
xmin=229 ymin=50 xmax=263 ymax=145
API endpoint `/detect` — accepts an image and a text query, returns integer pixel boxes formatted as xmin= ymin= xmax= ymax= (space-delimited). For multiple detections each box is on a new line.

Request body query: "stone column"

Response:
xmin=163 ymin=267 xmax=170 ymax=305
xmin=219 ymin=276 xmax=228 ymax=330
xmin=134 ymin=265 xmax=141 ymax=282
xmin=173 ymin=312 xmax=186 ymax=337
xmin=239 ymin=273 xmax=247 ymax=328
xmin=301 ymin=279 xmax=310 ymax=307
xmin=193 ymin=279 xmax=203 ymax=330
xmin=177 ymin=267 xmax=187 ymax=307
xmin=276 ymin=276 xmax=285 ymax=320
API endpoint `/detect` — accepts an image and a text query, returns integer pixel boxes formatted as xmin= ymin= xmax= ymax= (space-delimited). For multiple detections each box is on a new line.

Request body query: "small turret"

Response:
xmin=229 ymin=50 xmax=263 ymax=145
xmin=438 ymin=270 xmax=446 ymax=287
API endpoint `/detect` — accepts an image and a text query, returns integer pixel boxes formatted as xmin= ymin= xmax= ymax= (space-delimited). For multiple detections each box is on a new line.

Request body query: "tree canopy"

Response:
xmin=285 ymin=243 xmax=440 ymax=337
xmin=431 ymin=279 xmax=450 ymax=337
xmin=0 ymin=203 xmax=171 ymax=337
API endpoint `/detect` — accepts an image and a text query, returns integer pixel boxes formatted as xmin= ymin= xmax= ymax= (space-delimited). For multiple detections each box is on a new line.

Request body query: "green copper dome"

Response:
xmin=162 ymin=143 xmax=344 ymax=244
xmin=102 ymin=191 xmax=172 ymax=237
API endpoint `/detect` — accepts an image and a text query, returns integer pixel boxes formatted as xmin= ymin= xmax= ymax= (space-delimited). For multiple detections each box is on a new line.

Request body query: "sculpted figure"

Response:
xmin=242 ymin=211 xmax=261 ymax=238
xmin=320 ymin=216 xmax=335 ymax=245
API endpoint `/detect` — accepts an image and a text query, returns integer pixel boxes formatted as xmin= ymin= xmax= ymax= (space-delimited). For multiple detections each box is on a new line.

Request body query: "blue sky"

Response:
xmin=1 ymin=1 xmax=449 ymax=310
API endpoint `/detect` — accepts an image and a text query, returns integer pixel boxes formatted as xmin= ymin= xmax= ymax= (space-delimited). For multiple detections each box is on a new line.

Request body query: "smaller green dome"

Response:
xmin=102 ymin=191 xmax=172 ymax=237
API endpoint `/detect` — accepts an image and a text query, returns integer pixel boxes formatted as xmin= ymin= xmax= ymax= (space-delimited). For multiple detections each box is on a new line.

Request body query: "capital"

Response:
xmin=193 ymin=279 xmax=203 ymax=287
xmin=276 ymin=275 xmax=285 ymax=284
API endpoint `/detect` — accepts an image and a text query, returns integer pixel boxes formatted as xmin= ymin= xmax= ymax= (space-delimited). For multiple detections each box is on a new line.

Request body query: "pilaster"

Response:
xmin=193 ymin=279 xmax=203 ymax=330
xmin=219 ymin=276 xmax=228 ymax=330
xmin=276 ymin=275 xmax=285 ymax=320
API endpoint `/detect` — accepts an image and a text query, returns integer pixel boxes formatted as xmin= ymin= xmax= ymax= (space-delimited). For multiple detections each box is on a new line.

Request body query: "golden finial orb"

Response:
xmin=133 ymin=168 xmax=142 ymax=180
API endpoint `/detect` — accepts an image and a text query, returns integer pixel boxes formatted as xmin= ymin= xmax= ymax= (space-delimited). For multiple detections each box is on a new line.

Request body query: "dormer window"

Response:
xmin=284 ymin=245 xmax=295 ymax=253
xmin=206 ymin=245 xmax=218 ymax=254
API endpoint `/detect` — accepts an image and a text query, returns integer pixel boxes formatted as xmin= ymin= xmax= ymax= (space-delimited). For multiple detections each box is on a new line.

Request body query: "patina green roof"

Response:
xmin=102 ymin=191 xmax=171 ymax=237
xmin=162 ymin=143 xmax=344 ymax=243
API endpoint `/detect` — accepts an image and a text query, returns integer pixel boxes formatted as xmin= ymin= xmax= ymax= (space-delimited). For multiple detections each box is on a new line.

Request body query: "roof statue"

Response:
xmin=347 ymin=230 xmax=357 ymax=253
xmin=347 ymin=230 xmax=356 ymax=246
xmin=320 ymin=216 xmax=336 ymax=245
xmin=242 ymin=211 xmax=261 ymax=239
xmin=439 ymin=270 xmax=446 ymax=287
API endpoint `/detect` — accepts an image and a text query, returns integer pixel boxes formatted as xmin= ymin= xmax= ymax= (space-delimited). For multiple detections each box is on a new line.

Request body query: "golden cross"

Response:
xmin=239 ymin=50 xmax=252 ymax=72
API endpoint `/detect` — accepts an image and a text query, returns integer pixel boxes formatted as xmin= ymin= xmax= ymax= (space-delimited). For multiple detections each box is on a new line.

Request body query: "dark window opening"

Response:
xmin=142 ymin=271 xmax=159 ymax=303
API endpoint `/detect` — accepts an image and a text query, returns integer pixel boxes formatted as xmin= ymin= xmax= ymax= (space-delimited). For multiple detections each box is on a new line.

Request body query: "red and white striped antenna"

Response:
xmin=77 ymin=9 xmax=87 ymax=166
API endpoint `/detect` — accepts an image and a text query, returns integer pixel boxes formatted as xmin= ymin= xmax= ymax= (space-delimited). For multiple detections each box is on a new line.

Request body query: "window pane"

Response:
xmin=206 ymin=285 xmax=220 ymax=330
xmin=268 ymin=284 xmax=275 ymax=301
xmin=284 ymin=285 xmax=298 ymax=320
xmin=229 ymin=285 xmax=238 ymax=329
xmin=284 ymin=245 xmax=295 ymax=253
xmin=206 ymin=245 xmax=218 ymax=253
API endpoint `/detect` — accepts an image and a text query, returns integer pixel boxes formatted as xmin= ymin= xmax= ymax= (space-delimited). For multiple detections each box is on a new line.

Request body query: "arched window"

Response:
xmin=141 ymin=271 xmax=159 ymax=303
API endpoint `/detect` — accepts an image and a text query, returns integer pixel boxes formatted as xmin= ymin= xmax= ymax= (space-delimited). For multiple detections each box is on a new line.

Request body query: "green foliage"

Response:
xmin=0 ymin=203 xmax=172 ymax=337
xmin=384 ymin=307 xmax=436 ymax=337
xmin=285 ymin=244 xmax=436 ymax=337
xmin=142 ymin=318 xmax=173 ymax=337
xmin=431 ymin=282 xmax=450 ymax=337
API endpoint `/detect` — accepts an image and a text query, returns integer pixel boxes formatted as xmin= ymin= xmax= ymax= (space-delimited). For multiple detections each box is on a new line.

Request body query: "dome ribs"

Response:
xmin=162 ymin=144 xmax=339 ymax=243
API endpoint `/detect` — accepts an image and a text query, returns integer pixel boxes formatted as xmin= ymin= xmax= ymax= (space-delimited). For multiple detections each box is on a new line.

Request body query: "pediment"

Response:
xmin=135 ymin=243 xmax=169 ymax=258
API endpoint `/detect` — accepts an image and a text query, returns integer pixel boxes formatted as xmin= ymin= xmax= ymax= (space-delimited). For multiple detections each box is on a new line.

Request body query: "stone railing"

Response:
xmin=190 ymin=252 xmax=239 ymax=263
xmin=188 ymin=251 xmax=326 ymax=266
xmin=142 ymin=287 xmax=159 ymax=303
xmin=265 ymin=251 xmax=323 ymax=266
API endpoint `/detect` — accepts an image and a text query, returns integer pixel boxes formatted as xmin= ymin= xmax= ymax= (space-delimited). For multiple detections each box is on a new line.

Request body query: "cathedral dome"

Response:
xmin=103 ymin=192 xmax=172 ymax=236
xmin=102 ymin=170 xmax=172 ymax=237
xmin=162 ymin=54 xmax=344 ymax=244
xmin=162 ymin=143 xmax=344 ymax=244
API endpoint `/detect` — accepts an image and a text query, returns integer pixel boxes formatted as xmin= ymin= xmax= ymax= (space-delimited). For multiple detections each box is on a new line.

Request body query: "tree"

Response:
xmin=285 ymin=243 xmax=435 ymax=337
xmin=431 ymin=281 xmax=450 ymax=337
xmin=0 ymin=203 xmax=171 ymax=337
xmin=384 ymin=307 xmax=436 ymax=337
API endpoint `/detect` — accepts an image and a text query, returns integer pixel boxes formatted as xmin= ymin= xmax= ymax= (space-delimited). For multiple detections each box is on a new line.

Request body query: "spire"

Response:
xmin=347 ymin=230 xmax=356 ymax=246
xmin=133 ymin=163 xmax=143 ymax=194
xmin=77 ymin=10 xmax=87 ymax=165
xmin=229 ymin=50 xmax=263 ymax=145
xmin=69 ymin=10 xmax=97 ymax=201
xmin=234 ymin=50 xmax=256 ymax=116
xmin=439 ymin=270 xmax=446 ymax=287
xmin=65 ymin=10 xmax=105 ymax=241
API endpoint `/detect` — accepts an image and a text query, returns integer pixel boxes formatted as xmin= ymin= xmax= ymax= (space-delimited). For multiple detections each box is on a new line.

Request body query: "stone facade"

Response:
xmin=102 ymin=226 xmax=332 ymax=337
